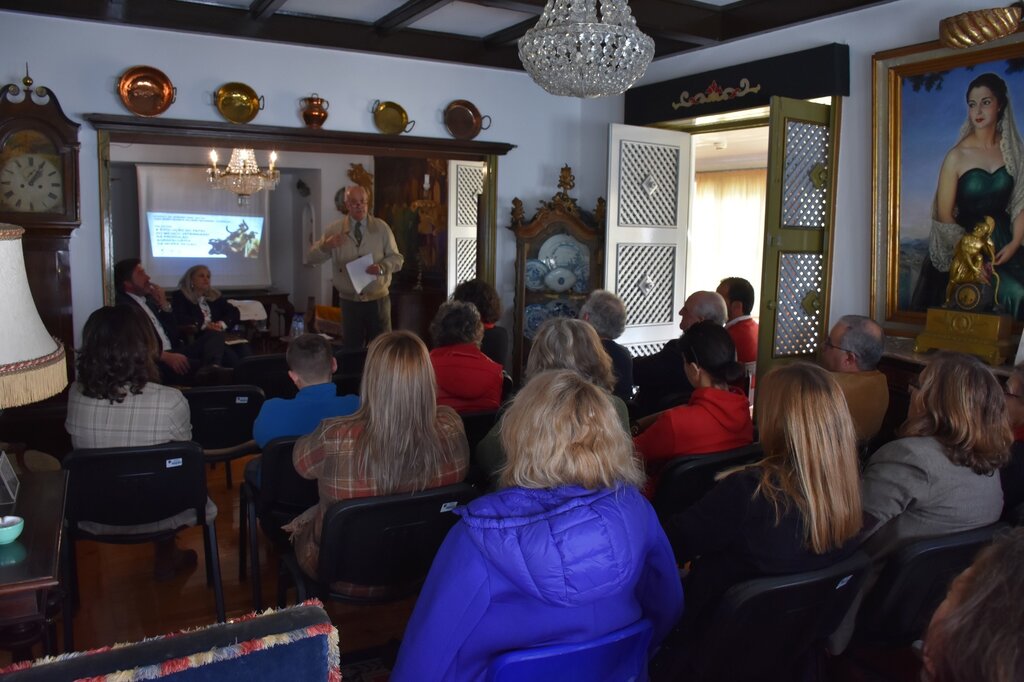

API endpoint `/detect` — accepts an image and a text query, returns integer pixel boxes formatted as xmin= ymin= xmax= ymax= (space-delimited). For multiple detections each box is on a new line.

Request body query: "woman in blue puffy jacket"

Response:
xmin=391 ymin=369 xmax=684 ymax=681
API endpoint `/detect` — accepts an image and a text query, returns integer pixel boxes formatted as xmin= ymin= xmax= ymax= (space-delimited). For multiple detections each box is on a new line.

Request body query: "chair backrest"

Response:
xmin=697 ymin=551 xmax=872 ymax=682
xmin=653 ymin=444 xmax=763 ymax=519
xmin=485 ymin=619 xmax=653 ymax=682
xmin=64 ymin=442 xmax=209 ymax=532
xmin=332 ymin=347 xmax=367 ymax=396
xmin=234 ymin=354 xmax=297 ymax=400
xmin=460 ymin=410 xmax=499 ymax=455
xmin=258 ymin=437 xmax=319 ymax=515
xmin=184 ymin=384 xmax=265 ymax=450
xmin=317 ymin=482 xmax=479 ymax=587
xmin=857 ymin=523 xmax=1006 ymax=644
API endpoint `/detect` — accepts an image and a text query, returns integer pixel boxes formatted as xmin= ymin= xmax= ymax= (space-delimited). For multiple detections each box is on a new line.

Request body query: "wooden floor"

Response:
xmin=0 ymin=455 xmax=415 ymax=665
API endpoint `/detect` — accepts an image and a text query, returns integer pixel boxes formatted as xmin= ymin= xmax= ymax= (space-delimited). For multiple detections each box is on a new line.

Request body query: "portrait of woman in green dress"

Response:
xmin=911 ymin=72 xmax=1024 ymax=317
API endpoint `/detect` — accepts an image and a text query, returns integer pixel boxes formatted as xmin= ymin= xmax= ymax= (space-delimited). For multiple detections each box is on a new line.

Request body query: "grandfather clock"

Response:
xmin=0 ymin=70 xmax=81 ymax=379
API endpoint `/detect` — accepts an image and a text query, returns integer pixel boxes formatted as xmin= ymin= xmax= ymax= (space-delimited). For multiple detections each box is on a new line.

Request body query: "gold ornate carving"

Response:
xmin=510 ymin=197 xmax=524 ymax=230
xmin=594 ymin=197 xmax=606 ymax=225
xmin=346 ymin=163 xmax=374 ymax=212
xmin=940 ymin=6 xmax=1021 ymax=49
xmin=671 ymin=78 xmax=762 ymax=110
xmin=945 ymin=216 xmax=999 ymax=307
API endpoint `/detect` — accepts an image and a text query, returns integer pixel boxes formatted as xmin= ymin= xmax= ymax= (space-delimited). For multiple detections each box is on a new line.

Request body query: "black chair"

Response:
xmin=460 ymin=410 xmax=499 ymax=455
xmin=239 ymin=437 xmax=319 ymax=611
xmin=234 ymin=354 xmax=297 ymax=400
xmin=184 ymin=384 xmax=265 ymax=488
xmin=62 ymin=441 xmax=226 ymax=646
xmin=653 ymin=444 xmax=763 ymax=520
xmin=690 ymin=551 xmax=872 ymax=682
xmin=277 ymin=482 xmax=479 ymax=606
xmin=332 ymin=347 xmax=367 ymax=396
xmin=855 ymin=523 xmax=1006 ymax=645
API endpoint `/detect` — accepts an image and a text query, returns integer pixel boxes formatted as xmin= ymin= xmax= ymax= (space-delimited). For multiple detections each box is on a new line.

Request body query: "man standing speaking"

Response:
xmin=309 ymin=185 xmax=403 ymax=350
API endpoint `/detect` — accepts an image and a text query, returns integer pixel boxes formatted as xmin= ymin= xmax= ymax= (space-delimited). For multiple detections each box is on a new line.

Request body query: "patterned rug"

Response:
xmin=339 ymin=640 xmax=400 ymax=682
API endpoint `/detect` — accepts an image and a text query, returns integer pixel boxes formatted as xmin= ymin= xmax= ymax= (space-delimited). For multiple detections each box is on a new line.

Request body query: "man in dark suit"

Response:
xmin=114 ymin=258 xmax=225 ymax=383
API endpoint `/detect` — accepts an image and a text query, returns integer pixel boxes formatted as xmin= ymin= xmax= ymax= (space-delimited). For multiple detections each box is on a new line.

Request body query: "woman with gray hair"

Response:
xmin=580 ymin=289 xmax=633 ymax=401
xmin=429 ymin=300 xmax=503 ymax=413
xmin=171 ymin=264 xmax=248 ymax=367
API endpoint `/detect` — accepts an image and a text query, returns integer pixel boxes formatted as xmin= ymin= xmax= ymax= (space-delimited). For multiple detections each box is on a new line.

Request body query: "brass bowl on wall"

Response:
xmin=372 ymin=100 xmax=415 ymax=135
xmin=215 ymin=82 xmax=264 ymax=124
xmin=117 ymin=66 xmax=176 ymax=117
xmin=444 ymin=99 xmax=491 ymax=140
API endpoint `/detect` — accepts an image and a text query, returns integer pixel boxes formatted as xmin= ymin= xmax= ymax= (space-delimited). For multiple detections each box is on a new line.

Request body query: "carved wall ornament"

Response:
xmin=671 ymin=77 xmax=762 ymax=110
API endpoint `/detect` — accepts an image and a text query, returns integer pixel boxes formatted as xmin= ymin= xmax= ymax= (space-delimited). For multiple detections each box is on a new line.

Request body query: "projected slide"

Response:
xmin=148 ymin=212 xmax=264 ymax=259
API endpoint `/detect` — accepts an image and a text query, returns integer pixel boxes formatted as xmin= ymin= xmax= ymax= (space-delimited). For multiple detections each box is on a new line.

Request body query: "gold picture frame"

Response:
xmin=871 ymin=34 xmax=1024 ymax=335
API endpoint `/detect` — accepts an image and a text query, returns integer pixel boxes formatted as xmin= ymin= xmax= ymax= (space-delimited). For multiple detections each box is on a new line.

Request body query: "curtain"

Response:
xmin=686 ymin=168 xmax=767 ymax=317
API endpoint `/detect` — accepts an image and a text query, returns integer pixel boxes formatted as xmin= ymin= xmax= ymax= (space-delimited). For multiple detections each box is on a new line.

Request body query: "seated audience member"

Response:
xmin=114 ymin=258 xmax=225 ymax=383
xmin=171 ymin=264 xmax=249 ymax=368
xmin=632 ymin=290 xmax=727 ymax=419
xmin=860 ymin=352 xmax=1009 ymax=561
xmin=716 ymin=277 xmax=758 ymax=364
xmin=452 ymin=278 xmax=509 ymax=368
xmin=580 ymin=289 xmax=634 ymax=401
xmin=819 ymin=315 xmax=889 ymax=443
xmin=1000 ymin=363 xmax=1024 ymax=519
xmin=475 ymin=317 xmax=630 ymax=484
xmin=922 ymin=527 xmax=1024 ymax=682
xmin=662 ymin=362 xmax=862 ymax=634
xmin=65 ymin=305 xmax=210 ymax=581
xmin=284 ymin=331 xmax=470 ymax=588
xmin=246 ymin=334 xmax=359 ymax=488
xmin=633 ymin=321 xmax=753 ymax=473
xmin=429 ymin=300 xmax=503 ymax=413
xmin=391 ymin=370 xmax=684 ymax=681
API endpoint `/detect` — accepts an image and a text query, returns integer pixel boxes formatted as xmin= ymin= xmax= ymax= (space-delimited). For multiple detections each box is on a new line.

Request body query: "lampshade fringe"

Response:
xmin=0 ymin=345 xmax=67 ymax=409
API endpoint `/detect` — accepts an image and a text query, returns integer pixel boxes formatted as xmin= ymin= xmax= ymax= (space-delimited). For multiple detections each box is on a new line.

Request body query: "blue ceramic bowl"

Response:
xmin=0 ymin=516 xmax=24 ymax=545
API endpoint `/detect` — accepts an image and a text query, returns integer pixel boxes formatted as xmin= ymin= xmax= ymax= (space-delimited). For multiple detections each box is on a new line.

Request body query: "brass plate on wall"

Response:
xmin=117 ymin=66 xmax=175 ymax=117
xmin=215 ymin=82 xmax=263 ymax=124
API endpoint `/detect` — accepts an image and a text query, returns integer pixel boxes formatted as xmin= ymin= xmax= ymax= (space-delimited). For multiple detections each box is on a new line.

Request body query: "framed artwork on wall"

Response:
xmin=871 ymin=34 xmax=1024 ymax=333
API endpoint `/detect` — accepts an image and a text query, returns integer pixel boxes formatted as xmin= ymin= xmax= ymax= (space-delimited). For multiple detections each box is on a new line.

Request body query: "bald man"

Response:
xmin=308 ymin=185 xmax=403 ymax=350
xmin=820 ymin=315 xmax=890 ymax=443
xmin=631 ymin=291 xmax=728 ymax=419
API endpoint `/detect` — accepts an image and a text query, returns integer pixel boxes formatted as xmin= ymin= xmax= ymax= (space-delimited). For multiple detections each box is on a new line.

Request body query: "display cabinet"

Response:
xmin=509 ymin=166 xmax=605 ymax=384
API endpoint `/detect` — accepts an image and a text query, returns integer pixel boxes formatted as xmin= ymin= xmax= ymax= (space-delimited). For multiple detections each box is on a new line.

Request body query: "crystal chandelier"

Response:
xmin=518 ymin=0 xmax=655 ymax=98
xmin=207 ymin=148 xmax=280 ymax=205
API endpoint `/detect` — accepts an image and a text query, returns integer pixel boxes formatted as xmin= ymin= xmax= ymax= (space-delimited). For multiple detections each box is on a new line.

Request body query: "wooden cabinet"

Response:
xmin=509 ymin=168 xmax=604 ymax=384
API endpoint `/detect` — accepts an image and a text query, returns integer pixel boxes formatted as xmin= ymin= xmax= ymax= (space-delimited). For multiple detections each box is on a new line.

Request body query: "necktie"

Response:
xmin=353 ymin=220 xmax=363 ymax=247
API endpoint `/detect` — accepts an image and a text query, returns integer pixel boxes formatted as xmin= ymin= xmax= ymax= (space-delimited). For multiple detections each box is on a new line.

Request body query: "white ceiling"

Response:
xmin=694 ymin=126 xmax=769 ymax=173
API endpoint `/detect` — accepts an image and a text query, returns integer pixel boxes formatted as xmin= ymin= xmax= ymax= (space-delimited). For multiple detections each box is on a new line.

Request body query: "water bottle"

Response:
xmin=291 ymin=313 xmax=305 ymax=338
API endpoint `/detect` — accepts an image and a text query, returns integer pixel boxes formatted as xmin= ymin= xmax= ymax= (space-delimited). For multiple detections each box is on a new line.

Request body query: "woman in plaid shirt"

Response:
xmin=284 ymin=331 xmax=470 ymax=593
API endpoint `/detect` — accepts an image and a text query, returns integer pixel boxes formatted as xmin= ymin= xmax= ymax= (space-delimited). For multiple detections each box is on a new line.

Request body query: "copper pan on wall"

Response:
xmin=444 ymin=100 xmax=491 ymax=140
xmin=117 ymin=66 xmax=176 ymax=117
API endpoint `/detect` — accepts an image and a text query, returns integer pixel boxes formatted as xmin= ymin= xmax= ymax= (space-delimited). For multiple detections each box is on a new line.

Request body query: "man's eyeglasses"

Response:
xmin=823 ymin=337 xmax=857 ymax=355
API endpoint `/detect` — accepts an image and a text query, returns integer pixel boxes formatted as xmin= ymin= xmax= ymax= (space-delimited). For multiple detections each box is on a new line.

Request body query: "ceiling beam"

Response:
xmin=473 ymin=0 xmax=543 ymax=13
xmin=483 ymin=17 xmax=535 ymax=48
xmin=249 ymin=0 xmax=289 ymax=21
xmin=374 ymin=0 xmax=454 ymax=34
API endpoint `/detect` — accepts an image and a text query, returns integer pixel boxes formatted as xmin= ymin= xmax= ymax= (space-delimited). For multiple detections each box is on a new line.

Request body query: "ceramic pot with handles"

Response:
xmin=300 ymin=93 xmax=330 ymax=129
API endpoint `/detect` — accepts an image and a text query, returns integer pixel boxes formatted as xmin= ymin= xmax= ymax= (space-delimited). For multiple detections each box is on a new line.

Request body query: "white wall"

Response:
xmin=635 ymin=0 xmax=1000 ymax=323
xmin=0 ymin=10 xmax=599 ymax=344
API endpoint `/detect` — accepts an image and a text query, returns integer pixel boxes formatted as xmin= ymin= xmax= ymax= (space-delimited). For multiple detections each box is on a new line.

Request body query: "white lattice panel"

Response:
xmin=624 ymin=341 xmax=667 ymax=358
xmin=782 ymin=120 xmax=829 ymax=230
xmin=772 ymin=252 xmax=823 ymax=357
xmin=455 ymin=165 xmax=484 ymax=228
xmin=616 ymin=243 xmax=676 ymax=327
xmin=617 ymin=140 xmax=680 ymax=227
xmin=455 ymin=237 xmax=477 ymax=284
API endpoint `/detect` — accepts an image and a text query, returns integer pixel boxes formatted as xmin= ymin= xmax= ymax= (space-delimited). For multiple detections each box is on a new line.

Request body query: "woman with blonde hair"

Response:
xmin=860 ymin=351 xmax=1009 ymax=561
xmin=285 ymin=331 xmax=470 ymax=589
xmin=475 ymin=317 xmax=630 ymax=484
xmin=391 ymin=370 xmax=684 ymax=681
xmin=664 ymin=362 xmax=863 ymax=632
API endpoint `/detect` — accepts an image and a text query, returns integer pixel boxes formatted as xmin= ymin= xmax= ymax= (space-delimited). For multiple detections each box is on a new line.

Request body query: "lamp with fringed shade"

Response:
xmin=0 ymin=225 xmax=67 ymax=408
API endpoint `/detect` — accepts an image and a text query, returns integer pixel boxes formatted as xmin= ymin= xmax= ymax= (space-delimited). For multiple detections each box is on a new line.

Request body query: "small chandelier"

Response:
xmin=518 ymin=0 xmax=654 ymax=99
xmin=207 ymin=148 xmax=280 ymax=205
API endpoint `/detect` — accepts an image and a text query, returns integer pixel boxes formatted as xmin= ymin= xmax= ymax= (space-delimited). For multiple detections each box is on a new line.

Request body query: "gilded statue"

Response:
xmin=945 ymin=215 xmax=999 ymax=307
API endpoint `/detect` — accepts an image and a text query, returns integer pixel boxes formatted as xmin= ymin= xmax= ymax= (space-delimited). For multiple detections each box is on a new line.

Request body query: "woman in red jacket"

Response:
xmin=633 ymin=320 xmax=753 ymax=473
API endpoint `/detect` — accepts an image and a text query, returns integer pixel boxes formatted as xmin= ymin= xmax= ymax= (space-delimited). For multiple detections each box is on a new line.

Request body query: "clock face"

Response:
xmin=0 ymin=153 xmax=64 ymax=213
